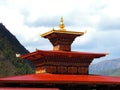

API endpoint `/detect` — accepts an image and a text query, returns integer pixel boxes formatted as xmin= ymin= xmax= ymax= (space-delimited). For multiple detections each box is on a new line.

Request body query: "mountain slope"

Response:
xmin=89 ymin=58 xmax=120 ymax=76
xmin=0 ymin=23 xmax=29 ymax=54
xmin=0 ymin=23 xmax=34 ymax=77
xmin=111 ymin=68 xmax=120 ymax=76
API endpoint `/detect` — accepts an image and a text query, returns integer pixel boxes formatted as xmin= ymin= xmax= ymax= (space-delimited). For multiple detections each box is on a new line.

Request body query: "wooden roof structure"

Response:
xmin=0 ymin=18 xmax=120 ymax=89
xmin=20 ymin=50 xmax=107 ymax=61
xmin=1 ymin=73 xmax=120 ymax=85
xmin=0 ymin=73 xmax=120 ymax=89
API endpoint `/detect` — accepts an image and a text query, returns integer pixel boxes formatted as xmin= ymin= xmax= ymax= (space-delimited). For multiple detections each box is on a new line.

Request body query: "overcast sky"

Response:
xmin=0 ymin=0 xmax=120 ymax=63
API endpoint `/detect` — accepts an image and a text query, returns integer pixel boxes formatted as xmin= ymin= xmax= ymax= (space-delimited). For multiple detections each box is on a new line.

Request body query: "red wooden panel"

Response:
xmin=57 ymin=66 xmax=67 ymax=73
xmin=46 ymin=66 xmax=56 ymax=73
xmin=78 ymin=67 xmax=88 ymax=74
xmin=68 ymin=67 xmax=77 ymax=74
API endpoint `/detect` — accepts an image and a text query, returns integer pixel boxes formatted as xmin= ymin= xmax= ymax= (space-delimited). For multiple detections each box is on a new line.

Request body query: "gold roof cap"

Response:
xmin=59 ymin=17 xmax=66 ymax=31
xmin=40 ymin=17 xmax=85 ymax=37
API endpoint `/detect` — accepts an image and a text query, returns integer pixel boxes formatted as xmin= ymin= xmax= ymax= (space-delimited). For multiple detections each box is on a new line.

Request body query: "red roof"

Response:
xmin=20 ymin=50 xmax=107 ymax=60
xmin=0 ymin=74 xmax=120 ymax=85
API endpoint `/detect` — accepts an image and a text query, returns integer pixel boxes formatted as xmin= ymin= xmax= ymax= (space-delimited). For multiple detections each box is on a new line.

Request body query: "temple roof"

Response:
xmin=40 ymin=17 xmax=85 ymax=38
xmin=40 ymin=29 xmax=84 ymax=38
xmin=0 ymin=73 xmax=120 ymax=85
xmin=20 ymin=50 xmax=107 ymax=60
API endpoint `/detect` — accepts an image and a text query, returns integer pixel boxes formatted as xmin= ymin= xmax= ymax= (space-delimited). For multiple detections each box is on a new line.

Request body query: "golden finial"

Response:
xmin=52 ymin=27 xmax=54 ymax=31
xmin=16 ymin=53 xmax=21 ymax=57
xmin=59 ymin=17 xmax=65 ymax=29
xmin=36 ymin=48 xmax=39 ymax=51
xmin=106 ymin=52 xmax=110 ymax=55
xmin=84 ymin=30 xmax=87 ymax=34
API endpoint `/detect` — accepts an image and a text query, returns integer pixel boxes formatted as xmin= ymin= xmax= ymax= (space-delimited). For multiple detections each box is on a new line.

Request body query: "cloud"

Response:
xmin=72 ymin=29 xmax=120 ymax=63
xmin=23 ymin=38 xmax=53 ymax=52
xmin=97 ymin=16 xmax=120 ymax=30
xmin=24 ymin=17 xmax=59 ymax=27
xmin=0 ymin=0 xmax=120 ymax=63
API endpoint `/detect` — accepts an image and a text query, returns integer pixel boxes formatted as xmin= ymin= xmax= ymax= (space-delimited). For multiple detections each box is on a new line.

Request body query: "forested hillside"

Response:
xmin=0 ymin=23 xmax=34 ymax=77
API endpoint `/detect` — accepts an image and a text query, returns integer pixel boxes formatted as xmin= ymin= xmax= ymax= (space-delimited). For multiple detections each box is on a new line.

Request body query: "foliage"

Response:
xmin=110 ymin=68 xmax=120 ymax=76
xmin=89 ymin=58 xmax=120 ymax=76
xmin=0 ymin=25 xmax=35 ymax=77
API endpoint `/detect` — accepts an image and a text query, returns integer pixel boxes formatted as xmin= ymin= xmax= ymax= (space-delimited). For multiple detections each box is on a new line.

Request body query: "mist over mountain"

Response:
xmin=89 ymin=58 xmax=120 ymax=76
xmin=0 ymin=23 xmax=34 ymax=77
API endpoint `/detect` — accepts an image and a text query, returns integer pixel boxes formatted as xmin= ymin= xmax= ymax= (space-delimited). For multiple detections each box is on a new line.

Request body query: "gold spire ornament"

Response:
xmin=59 ymin=17 xmax=65 ymax=30
xmin=84 ymin=30 xmax=87 ymax=34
